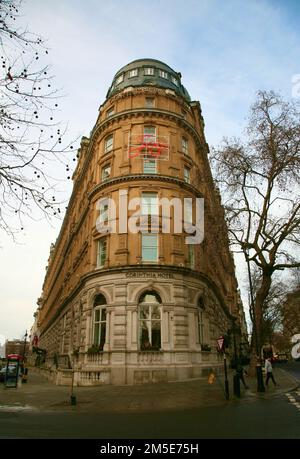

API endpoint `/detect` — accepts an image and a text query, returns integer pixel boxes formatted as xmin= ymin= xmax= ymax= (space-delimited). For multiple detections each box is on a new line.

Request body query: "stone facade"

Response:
xmin=34 ymin=59 xmax=246 ymax=385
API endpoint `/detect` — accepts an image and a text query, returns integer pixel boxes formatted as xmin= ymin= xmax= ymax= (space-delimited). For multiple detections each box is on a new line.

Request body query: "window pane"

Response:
xmin=93 ymin=323 xmax=100 ymax=345
xmin=151 ymin=305 xmax=161 ymax=320
xmin=94 ymin=309 xmax=100 ymax=322
xmin=184 ymin=167 xmax=190 ymax=183
xmin=142 ymin=193 xmax=158 ymax=215
xmin=97 ymin=239 xmax=107 ymax=267
xmin=140 ymin=305 xmax=149 ymax=319
xmin=184 ymin=201 xmax=193 ymax=224
xmin=182 ymin=137 xmax=188 ymax=154
xmin=143 ymin=159 xmax=156 ymax=174
xmin=102 ymin=165 xmax=111 ymax=181
xmin=144 ymin=126 xmax=156 ymax=143
xmin=129 ymin=69 xmax=138 ymax=78
xmin=105 ymin=135 xmax=113 ymax=153
xmin=99 ymin=324 xmax=106 ymax=350
xmin=140 ymin=322 xmax=151 ymax=350
xmin=151 ymin=322 xmax=161 ymax=349
xmin=145 ymin=68 xmax=154 ymax=75
xmin=142 ymin=234 xmax=158 ymax=262
xmin=100 ymin=308 xmax=106 ymax=322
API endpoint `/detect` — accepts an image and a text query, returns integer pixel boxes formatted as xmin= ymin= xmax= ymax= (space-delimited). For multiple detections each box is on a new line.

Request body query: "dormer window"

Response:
xmin=144 ymin=68 xmax=154 ymax=76
xmin=129 ymin=69 xmax=138 ymax=78
xmin=171 ymin=76 xmax=179 ymax=86
xmin=159 ymin=70 xmax=168 ymax=79
xmin=115 ymin=74 xmax=124 ymax=85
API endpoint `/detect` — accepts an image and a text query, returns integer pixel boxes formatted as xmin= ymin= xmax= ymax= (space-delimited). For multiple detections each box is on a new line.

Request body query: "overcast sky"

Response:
xmin=1 ymin=0 xmax=300 ymax=343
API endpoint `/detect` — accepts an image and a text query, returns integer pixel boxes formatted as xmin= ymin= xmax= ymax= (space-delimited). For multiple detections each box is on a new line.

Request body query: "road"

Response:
xmin=0 ymin=362 xmax=299 ymax=440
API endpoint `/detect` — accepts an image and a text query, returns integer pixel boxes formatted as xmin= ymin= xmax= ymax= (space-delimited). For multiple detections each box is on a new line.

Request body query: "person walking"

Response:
xmin=265 ymin=357 xmax=277 ymax=387
xmin=236 ymin=359 xmax=249 ymax=390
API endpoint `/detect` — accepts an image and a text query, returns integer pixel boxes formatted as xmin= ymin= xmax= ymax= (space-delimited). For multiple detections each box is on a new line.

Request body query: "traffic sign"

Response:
xmin=217 ymin=336 xmax=224 ymax=352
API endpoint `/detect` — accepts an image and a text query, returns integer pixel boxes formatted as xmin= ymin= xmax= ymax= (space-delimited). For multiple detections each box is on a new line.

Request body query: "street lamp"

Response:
xmin=245 ymin=250 xmax=265 ymax=393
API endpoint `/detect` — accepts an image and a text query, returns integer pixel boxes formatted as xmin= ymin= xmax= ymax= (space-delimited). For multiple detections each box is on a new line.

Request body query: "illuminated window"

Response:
xmin=93 ymin=294 xmax=107 ymax=350
xmin=104 ymin=134 xmax=113 ymax=153
xmin=139 ymin=291 xmax=162 ymax=351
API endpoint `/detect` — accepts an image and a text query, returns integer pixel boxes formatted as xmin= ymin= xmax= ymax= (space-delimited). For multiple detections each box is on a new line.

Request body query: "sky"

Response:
xmin=0 ymin=0 xmax=300 ymax=343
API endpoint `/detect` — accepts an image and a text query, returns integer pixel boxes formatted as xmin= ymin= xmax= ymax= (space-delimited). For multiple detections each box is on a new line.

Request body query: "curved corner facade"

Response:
xmin=34 ymin=59 xmax=246 ymax=386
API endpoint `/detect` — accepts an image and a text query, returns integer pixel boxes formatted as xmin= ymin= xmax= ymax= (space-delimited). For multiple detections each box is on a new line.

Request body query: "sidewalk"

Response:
xmin=0 ymin=366 xmax=298 ymax=414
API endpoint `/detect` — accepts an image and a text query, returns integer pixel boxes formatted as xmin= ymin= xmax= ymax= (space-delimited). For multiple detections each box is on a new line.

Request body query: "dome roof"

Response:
xmin=106 ymin=58 xmax=191 ymax=102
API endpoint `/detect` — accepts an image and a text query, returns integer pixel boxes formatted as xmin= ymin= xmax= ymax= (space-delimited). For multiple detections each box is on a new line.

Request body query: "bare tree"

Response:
xmin=0 ymin=0 xmax=75 ymax=237
xmin=212 ymin=90 xmax=300 ymax=360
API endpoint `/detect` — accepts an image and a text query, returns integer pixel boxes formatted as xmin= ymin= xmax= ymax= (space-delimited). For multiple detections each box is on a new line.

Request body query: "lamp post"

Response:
xmin=245 ymin=251 xmax=265 ymax=393
xmin=22 ymin=330 xmax=28 ymax=361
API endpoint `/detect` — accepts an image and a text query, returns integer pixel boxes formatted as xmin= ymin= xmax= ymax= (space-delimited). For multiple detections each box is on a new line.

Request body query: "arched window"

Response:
xmin=197 ymin=297 xmax=205 ymax=346
xmin=139 ymin=291 xmax=162 ymax=351
xmin=93 ymin=294 xmax=107 ymax=350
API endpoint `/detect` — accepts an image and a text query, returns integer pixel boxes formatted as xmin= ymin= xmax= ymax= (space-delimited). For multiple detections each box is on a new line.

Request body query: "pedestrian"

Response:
xmin=265 ymin=357 xmax=277 ymax=387
xmin=236 ymin=359 xmax=249 ymax=389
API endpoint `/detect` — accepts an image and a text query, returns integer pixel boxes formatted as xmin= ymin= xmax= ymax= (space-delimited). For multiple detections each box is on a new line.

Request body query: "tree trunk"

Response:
xmin=249 ymin=272 xmax=273 ymax=373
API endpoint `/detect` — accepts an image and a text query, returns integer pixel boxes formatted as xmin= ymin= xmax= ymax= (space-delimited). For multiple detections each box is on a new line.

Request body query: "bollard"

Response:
xmin=70 ymin=395 xmax=77 ymax=405
xmin=233 ymin=374 xmax=241 ymax=397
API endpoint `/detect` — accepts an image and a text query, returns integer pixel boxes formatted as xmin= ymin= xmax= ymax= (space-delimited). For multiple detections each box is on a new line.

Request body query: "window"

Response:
xmin=104 ymin=134 xmax=113 ymax=153
xmin=143 ymin=158 xmax=156 ymax=174
xmin=97 ymin=238 xmax=107 ymax=268
xmin=106 ymin=107 xmax=114 ymax=118
xmin=93 ymin=294 xmax=107 ymax=350
xmin=115 ymin=74 xmax=124 ymax=85
xmin=171 ymin=76 xmax=179 ymax=86
xmin=142 ymin=234 xmax=158 ymax=262
xmin=184 ymin=200 xmax=193 ymax=225
xmin=99 ymin=201 xmax=109 ymax=224
xmin=184 ymin=167 xmax=190 ymax=184
xmin=144 ymin=67 xmax=154 ymax=76
xmin=61 ymin=314 xmax=67 ymax=354
xmin=159 ymin=70 xmax=168 ymax=79
xmin=182 ymin=137 xmax=188 ymax=154
xmin=145 ymin=97 xmax=155 ymax=108
xmin=139 ymin=291 xmax=162 ymax=351
xmin=102 ymin=164 xmax=111 ymax=181
xmin=188 ymin=244 xmax=195 ymax=269
xmin=144 ymin=125 xmax=156 ymax=143
xmin=129 ymin=68 xmax=138 ymax=78
xmin=197 ymin=298 xmax=205 ymax=346
xmin=142 ymin=192 xmax=158 ymax=216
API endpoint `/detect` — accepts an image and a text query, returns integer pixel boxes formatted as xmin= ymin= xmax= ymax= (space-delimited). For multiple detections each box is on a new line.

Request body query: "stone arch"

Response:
xmin=132 ymin=283 xmax=168 ymax=305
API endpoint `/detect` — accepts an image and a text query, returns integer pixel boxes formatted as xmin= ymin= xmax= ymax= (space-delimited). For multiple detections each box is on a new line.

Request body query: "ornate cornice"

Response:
xmin=88 ymin=174 xmax=204 ymax=200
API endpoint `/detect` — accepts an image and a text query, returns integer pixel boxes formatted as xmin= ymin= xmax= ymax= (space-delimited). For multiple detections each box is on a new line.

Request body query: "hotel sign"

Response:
xmin=125 ymin=272 xmax=174 ymax=279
